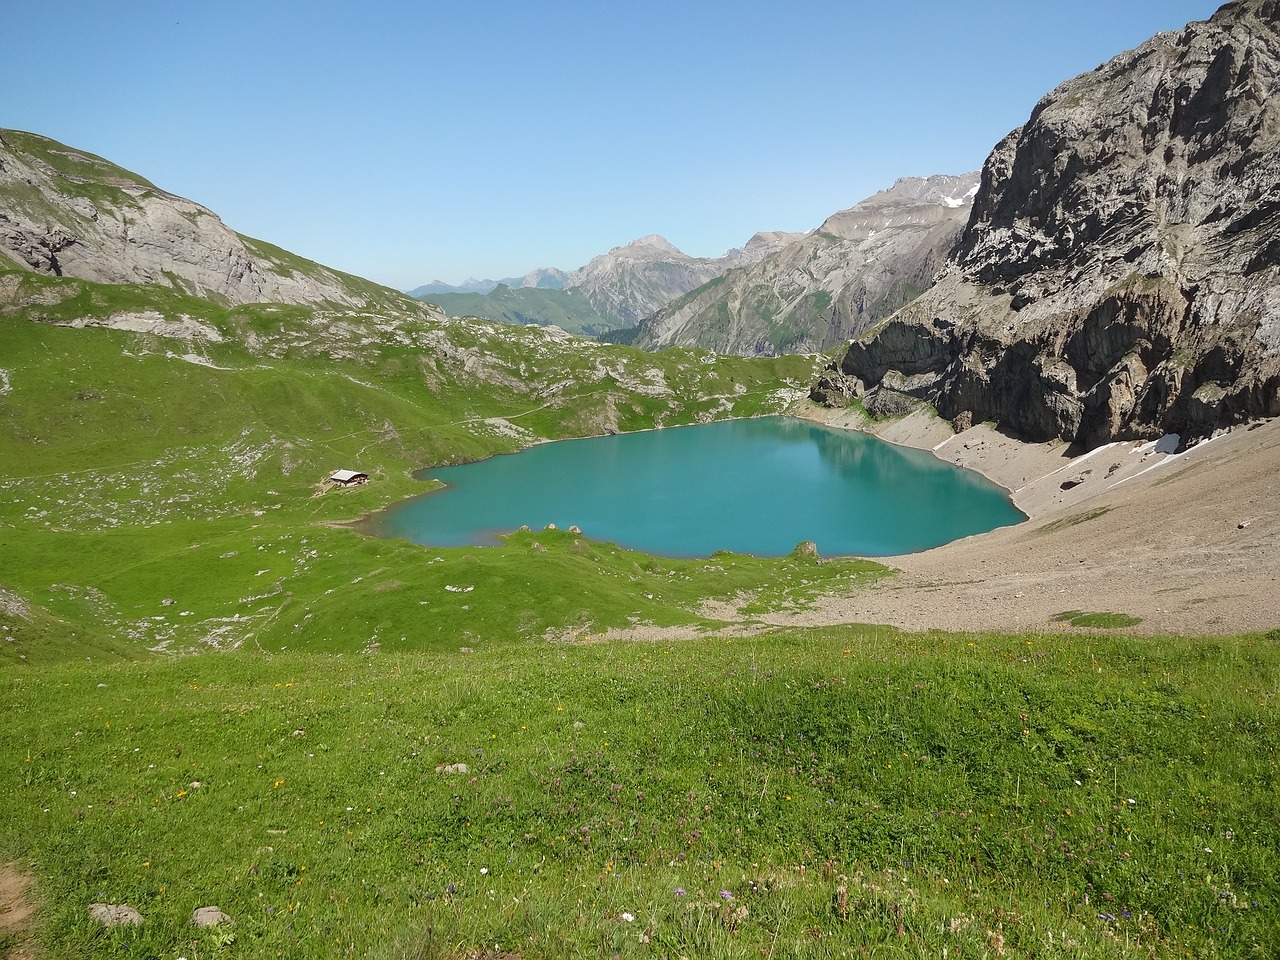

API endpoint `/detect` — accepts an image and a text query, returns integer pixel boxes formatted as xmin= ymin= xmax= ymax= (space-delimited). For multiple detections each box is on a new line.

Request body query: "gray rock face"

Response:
xmin=721 ymin=230 xmax=809 ymax=266
xmin=0 ymin=129 xmax=407 ymax=310
xmin=830 ymin=0 xmax=1280 ymax=447
xmin=564 ymin=235 xmax=729 ymax=327
xmin=636 ymin=175 xmax=979 ymax=356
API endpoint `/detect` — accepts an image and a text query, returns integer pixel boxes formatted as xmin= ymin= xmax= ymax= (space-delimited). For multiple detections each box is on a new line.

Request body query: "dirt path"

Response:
xmin=0 ymin=863 xmax=37 ymax=960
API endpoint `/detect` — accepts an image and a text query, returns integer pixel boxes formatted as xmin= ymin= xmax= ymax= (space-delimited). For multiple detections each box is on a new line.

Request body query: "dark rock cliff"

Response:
xmin=823 ymin=0 xmax=1280 ymax=448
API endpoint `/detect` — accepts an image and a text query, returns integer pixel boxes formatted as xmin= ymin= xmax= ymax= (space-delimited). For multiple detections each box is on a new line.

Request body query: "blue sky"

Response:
xmin=7 ymin=1 xmax=1219 ymax=289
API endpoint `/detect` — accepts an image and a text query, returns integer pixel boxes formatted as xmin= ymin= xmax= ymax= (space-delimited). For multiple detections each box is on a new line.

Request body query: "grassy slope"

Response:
xmin=1 ymin=629 xmax=1275 ymax=958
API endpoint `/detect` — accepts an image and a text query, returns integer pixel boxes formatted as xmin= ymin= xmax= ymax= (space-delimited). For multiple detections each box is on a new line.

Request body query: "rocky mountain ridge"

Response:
xmin=412 ymin=230 xmax=807 ymax=331
xmin=0 ymin=129 xmax=418 ymax=313
xmin=818 ymin=0 xmax=1280 ymax=448
xmin=634 ymin=174 xmax=980 ymax=356
xmin=560 ymin=234 xmax=728 ymax=327
xmin=408 ymin=266 xmax=569 ymax=298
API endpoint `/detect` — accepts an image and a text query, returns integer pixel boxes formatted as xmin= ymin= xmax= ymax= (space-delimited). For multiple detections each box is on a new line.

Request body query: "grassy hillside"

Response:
xmin=1 ymin=628 xmax=1275 ymax=958
xmin=0 ymin=264 xmax=829 ymax=665
xmin=418 ymin=285 xmax=624 ymax=337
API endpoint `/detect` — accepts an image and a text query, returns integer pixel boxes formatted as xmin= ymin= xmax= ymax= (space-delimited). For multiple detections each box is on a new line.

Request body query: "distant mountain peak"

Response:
xmin=618 ymin=234 xmax=682 ymax=255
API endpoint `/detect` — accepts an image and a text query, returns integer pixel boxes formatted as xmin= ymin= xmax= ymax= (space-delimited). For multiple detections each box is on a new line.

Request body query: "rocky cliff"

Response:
xmin=635 ymin=175 xmax=979 ymax=356
xmin=0 ymin=129 xmax=416 ymax=312
xmin=560 ymin=234 xmax=728 ymax=327
xmin=821 ymin=0 xmax=1280 ymax=448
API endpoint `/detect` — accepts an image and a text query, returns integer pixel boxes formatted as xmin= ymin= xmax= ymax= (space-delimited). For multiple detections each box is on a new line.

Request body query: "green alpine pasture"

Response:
xmin=2 ymin=267 xmax=1277 ymax=958
xmin=2 ymin=629 xmax=1276 ymax=959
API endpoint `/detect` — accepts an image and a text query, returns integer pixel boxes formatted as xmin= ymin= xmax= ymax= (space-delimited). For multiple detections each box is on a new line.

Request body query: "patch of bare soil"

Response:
xmin=0 ymin=863 xmax=37 ymax=960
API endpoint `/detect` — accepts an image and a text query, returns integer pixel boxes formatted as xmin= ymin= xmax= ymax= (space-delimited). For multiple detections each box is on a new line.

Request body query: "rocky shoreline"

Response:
xmin=785 ymin=401 xmax=1280 ymax=636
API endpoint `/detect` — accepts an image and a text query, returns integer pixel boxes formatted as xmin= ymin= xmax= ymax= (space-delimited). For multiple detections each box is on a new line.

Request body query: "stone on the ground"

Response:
xmin=88 ymin=903 xmax=143 ymax=926
xmin=435 ymin=762 xmax=470 ymax=774
xmin=192 ymin=905 xmax=233 ymax=928
xmin=568 ymin=525 xmax=582 ymax=535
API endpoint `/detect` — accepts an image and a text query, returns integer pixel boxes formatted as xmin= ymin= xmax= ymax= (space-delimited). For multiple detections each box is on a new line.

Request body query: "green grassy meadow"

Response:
xmin=2 ymin=271 xmax=1278 ymax=958
xmin=2 ymin=629 xmax=1276 ymax=958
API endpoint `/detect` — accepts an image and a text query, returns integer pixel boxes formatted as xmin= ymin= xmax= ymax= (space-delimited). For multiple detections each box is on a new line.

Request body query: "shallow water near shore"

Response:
xmin=365 ymin=416 xmax=1026 ymax=557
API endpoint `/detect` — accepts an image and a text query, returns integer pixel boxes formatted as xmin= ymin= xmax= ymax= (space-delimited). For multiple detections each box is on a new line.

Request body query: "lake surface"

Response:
xmin=365 ymin=416 xmax=1025 ymax=557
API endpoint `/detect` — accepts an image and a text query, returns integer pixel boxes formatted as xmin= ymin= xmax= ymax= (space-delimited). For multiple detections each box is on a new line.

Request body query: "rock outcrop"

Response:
xmin=0 ymin=129 xmax=412 ymax=311
xmin=825 ymin=0 xmax=1280 ymax=448
xmin=635 ymin=175 xmax=979 ymax=356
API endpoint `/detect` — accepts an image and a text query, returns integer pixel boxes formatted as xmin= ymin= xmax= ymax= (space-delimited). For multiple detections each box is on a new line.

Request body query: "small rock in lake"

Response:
xmin=791 ymin=540 xmax=819 ymax=560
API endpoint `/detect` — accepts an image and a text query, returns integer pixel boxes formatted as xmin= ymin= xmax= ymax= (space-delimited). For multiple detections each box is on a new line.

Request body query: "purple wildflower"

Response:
xmin=674 ymin=887 xmax=686 ymax=897
xmin=719 ymin=889 xmax=733 ymax=901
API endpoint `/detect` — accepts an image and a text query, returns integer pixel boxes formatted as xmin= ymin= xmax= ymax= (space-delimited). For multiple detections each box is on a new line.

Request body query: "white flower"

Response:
xmin=480 ymin=867 xmax=489 ymax=875
xmin=620 ymin=912 xmax=635 ymax=923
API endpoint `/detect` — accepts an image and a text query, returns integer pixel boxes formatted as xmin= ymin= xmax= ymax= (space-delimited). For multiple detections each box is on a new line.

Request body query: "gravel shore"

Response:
xmin=773 ymin=404 xmax=1280 ymax=636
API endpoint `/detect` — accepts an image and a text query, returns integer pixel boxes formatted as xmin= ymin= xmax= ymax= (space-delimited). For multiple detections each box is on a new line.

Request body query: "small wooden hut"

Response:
xmin=327 ymin=469 xmax=369 ymax=487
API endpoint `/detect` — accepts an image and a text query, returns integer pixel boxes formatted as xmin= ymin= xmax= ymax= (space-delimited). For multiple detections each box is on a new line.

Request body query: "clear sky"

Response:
xmin=6 ymin=1 xmax=1220 ymax=290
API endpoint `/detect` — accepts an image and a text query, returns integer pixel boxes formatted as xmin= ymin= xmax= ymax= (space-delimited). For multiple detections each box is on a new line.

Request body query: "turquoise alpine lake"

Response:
xmin=365 ymin=416 xmax=1026 ymax=557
